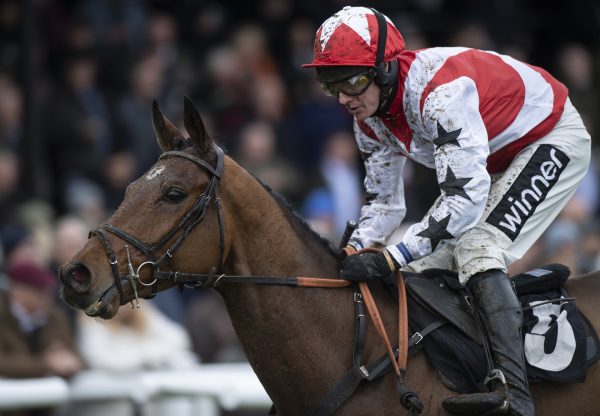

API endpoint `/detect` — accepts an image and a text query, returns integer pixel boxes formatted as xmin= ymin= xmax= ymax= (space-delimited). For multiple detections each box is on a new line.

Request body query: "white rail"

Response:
xmin=0 ymin=363 xmax=271 ymax=416
xmin=0 ymin=377 xmax=69 ymax=410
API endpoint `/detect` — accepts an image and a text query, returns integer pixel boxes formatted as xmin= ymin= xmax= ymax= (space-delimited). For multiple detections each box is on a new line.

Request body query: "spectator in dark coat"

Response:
xmin=0 ymin=262 xmax=83 ymax=379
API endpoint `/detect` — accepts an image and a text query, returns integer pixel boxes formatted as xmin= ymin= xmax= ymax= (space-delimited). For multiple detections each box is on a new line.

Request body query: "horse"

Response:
xmin=60 ymin=98 xmax=600 ymax=415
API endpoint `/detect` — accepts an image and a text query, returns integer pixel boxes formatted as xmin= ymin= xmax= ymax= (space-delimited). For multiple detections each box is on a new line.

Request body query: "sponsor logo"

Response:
xmin=486 ymin=145 xmax=570 ymax=240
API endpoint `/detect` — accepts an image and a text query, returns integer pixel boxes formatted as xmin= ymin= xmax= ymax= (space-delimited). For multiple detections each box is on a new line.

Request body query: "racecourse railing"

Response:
xmin=0 ymin=363 xmax=271 ymax=416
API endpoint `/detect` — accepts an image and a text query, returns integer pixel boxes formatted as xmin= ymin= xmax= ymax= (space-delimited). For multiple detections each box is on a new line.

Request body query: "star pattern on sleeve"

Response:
xmin=416 ymin=214 xmax=454 ymax=251
xmin=433 ymin=121 xmax=462 ymax=148
xmin=365 ymin=192 xmax=378 ymax=204
xmin=440 ymin=166 xmax=473 ymax=201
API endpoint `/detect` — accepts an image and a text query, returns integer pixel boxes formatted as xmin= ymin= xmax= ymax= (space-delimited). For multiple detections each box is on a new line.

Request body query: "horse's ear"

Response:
xmin=183 ymin=96 xmax=213 ymax=156
xmin=152 ymin=100 xmax=183 ymax=152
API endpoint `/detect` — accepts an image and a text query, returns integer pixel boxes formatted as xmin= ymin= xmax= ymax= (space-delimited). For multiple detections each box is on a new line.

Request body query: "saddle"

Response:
xmin=383 ymin=264 xmax=600 ymax=393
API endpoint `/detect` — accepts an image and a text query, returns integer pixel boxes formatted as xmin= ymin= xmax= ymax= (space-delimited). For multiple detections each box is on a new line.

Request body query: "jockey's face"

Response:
xmin=338 ymin=82 xmax=380 ymax=121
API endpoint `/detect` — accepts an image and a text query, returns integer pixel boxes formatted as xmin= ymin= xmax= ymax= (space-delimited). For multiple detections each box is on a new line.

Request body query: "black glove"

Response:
xmin=337 ymin=245 xmax=356 ymax=261
xmin=340 ymin=250 xmax=399 ymax=282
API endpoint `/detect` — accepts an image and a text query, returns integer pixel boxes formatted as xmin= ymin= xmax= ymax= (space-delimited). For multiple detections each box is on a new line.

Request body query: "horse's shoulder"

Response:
xmin=565 ymin=271 xmax=600 ymax=320
xmin=566 ymin=270 xmax=600 ymax=289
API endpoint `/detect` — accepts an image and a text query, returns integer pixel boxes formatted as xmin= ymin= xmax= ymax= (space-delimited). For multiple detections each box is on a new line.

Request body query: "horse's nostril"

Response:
xmin=65 ymin=264 xmax=92 ymax=285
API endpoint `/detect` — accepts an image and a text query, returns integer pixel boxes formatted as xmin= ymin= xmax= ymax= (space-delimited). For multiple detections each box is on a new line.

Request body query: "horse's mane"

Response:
xmin=258 ymin=181 xmax=339 ymax=259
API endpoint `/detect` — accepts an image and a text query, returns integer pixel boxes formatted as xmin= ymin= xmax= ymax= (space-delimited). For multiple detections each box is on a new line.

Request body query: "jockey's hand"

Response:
xmin=337 ymin=245 xmax=357 ymax=261
xmin=340 ymin=250 xmax=399 ymax=281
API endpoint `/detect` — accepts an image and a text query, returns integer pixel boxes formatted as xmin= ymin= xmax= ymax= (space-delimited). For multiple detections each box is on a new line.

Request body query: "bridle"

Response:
xmin=89 ymin=144 xmax=226 ymax=307
xmin=89 ymin=143 xmax=349 ymax=307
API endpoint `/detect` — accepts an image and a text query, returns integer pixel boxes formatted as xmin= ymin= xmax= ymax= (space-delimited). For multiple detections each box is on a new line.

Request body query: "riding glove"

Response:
xmin=337 ymin=245 xmax=356 ymax=261
xmin=340 ymin=250 xmax=400 ymax=281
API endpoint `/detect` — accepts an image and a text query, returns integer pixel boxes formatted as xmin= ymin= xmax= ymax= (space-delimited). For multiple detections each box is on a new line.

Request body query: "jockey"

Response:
xmin=304 ymin=6 xmax=591 ymax=416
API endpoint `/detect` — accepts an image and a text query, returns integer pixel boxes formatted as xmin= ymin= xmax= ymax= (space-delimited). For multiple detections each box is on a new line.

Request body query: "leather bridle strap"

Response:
xmin=159 ymin=150 xmax=222 ymax=178
xmin=89 ymin=144 xmax=226 ymax=304
xmin=90 ymin=227 xmax=126 ymax=300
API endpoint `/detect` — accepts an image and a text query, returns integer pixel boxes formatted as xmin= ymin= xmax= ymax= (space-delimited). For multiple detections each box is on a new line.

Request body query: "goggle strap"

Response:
xmin=370 ymin=8 xmax=387 ymax=68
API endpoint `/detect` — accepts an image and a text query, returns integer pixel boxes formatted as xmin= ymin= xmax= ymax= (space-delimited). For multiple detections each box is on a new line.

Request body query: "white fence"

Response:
xmin=0 ymin=363 xmax=271 ymax=416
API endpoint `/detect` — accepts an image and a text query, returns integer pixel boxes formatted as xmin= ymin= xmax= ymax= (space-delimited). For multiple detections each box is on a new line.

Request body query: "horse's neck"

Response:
xmin=221 ymin=159 xmax=338 ymax=278
xmin=218 ymin=161 xmax=352 ymax=411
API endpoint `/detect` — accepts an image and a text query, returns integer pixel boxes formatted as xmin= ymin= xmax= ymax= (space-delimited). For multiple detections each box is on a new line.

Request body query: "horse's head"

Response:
xmin=60 ymin=98 xmax=226 ymax=318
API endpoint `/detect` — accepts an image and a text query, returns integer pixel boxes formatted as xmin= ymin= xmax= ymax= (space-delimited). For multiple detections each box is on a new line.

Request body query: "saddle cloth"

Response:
xmin=383 ymin=264 xmax=600 ymax=393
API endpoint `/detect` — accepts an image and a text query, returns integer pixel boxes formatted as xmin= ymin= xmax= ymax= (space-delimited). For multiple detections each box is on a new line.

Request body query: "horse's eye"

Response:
xmin=164 ymin=188 xmax=187 ymax=203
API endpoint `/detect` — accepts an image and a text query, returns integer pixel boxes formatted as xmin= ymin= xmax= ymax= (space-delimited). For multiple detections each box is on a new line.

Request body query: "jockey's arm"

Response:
xmin=348 ymin=120 xmax=407 ymax=250
xmin=387 ymin=78 xmax=491 ymax=267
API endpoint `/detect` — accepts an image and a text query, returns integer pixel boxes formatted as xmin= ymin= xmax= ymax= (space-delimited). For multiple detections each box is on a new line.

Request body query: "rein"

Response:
xmin=88 ymin=145 xmax=421 ymax=415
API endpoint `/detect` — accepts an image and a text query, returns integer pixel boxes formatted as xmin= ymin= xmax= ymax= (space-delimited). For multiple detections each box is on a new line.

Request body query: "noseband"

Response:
xmin=89 ymin=144 xmax=226 ymax=307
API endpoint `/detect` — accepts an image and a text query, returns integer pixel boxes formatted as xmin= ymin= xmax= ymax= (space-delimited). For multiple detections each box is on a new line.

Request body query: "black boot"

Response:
xmin=442 ymin=270 xmax=535 ymax=416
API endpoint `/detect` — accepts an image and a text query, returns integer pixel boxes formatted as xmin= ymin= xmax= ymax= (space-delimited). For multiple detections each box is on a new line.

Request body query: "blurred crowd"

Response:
xmin=0 ymin=1 xmax=599 ymax=413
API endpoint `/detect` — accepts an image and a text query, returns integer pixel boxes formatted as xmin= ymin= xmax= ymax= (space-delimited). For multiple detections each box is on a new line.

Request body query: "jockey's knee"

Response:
xmin=454 ymin=229 xmax=507 ymax=285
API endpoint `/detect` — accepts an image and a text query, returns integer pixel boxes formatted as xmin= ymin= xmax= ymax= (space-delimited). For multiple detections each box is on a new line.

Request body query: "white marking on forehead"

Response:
xmin=319 ymin=7 xmax=373 ymax=51
xmin=146 ymin=165 xmax=165 ymax=181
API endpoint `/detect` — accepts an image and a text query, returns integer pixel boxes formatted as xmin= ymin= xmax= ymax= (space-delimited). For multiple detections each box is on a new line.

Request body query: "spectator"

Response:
xmin=0 ymin=1 xmax=20 ymax=75
xmin=542 ymin=217 xmax=582 ymax=275
xmin=51 ymin=216 xmax=89 ymax=271
xmin=186 ymin=291 xmax=245 ymax=364
xmin=283 ymin=80 xmax=352 ymax=171
xmin=285 ymin=18 xmax=317 ymax=92
xmin=251 ymin=74 xmax=289 ymax=124
xmin=114 ymin=53 xmax=164 ymax=177
xmin=231 ymin=24 xmax=278 ymax=81
xmin=0 ymin=148 xmax=22 ymax=226
xmin=0 ymin=224 xmax=43 ymax=269
xmin=199 ymin=45 xmax=253 ymax=146
xmin=77 ymin=300 xmax=197 ymax=372
xmin=580 ymin=221 xmax=600 ymax=273
xmin=63 ymin=178 xmax=107 ymax=229
xmin=44 ymin=52 xmax=114 ymax=215
xmin=234 ymin=120 xmax=302 ymax=201
xmin=49 ymin=215 xmax=90 ymax=328
xmin=0 ymin=262 xmax=83 ymax=380
xmin=318 ymin=130 xmax=363 ymax=240
xmin=301 ymin=187 xmax=336 ymax=242
xmin=557 ymin=43 xmax=598 ymax=138
xmin=0 ymin=74 xmax=23 ymax=150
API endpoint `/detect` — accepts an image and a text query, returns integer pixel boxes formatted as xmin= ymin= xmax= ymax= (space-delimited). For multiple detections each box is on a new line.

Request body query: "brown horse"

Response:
xmin=60 ymin=98 xmax=600 ymax=415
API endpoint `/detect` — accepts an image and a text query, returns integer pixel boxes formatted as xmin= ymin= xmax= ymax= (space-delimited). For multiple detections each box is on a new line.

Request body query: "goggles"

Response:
xmin=319 ymin=69 xmax=376 ymax=97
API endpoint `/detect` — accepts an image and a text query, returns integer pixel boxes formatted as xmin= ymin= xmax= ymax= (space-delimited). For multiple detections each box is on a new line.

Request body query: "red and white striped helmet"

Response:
xmin=303 ymin=6 xmax=405 ymax=68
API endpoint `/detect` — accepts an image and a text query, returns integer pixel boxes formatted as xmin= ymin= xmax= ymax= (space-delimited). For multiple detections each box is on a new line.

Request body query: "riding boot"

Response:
xmin=442 ymin=269 xmax=535 ymax=416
